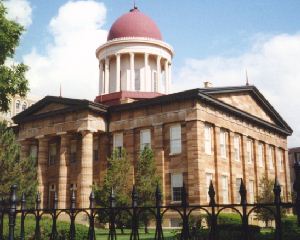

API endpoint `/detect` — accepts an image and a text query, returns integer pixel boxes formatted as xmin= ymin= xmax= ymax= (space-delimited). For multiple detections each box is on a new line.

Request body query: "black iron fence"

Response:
xmin=1 ymin=160 xmax=300 ymax=240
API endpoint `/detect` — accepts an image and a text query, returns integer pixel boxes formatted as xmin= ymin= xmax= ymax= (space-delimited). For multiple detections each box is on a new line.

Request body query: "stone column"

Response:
xmin=164 ymin=60 xmax=169 ymax=94
xmin=58 ymin=133 xmax=70 ymax=209
xmin=144 ymin=53 xmax=149 ymax=91
xmin=186 ymin=120 xmax=202 ymax=204
xmin=37 ymin=137 xmax=48 ymax=208
xmin=130 ymin=53 xmax=135 ymax=90
xmin=156 ymin=56 xmax=161 ymax=92
xmin=104 ymin=57 xmax=110 ymax=94
xmin=116 ymin=54 xmax=121 ymax=92
xmin=153 ymin=124 xmax=166 ymax=204
xmin=79 ymin=131 xmax=93 ymax=208
xmin=99 ymin=60 xmax=104 ymax=95
xmin=213 ymin=126 xmax=220 ymax=203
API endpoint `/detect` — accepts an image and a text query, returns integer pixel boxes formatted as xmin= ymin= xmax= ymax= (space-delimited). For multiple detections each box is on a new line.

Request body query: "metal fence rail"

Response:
xmin=1 ymin=160 xmax=300 ymax=240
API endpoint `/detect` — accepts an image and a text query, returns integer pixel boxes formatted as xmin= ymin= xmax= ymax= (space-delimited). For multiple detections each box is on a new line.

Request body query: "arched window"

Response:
xmin=16 ymin=100 xmax=20 ymax=112
xmin=22 ymin=102 xmax=27 ymax=111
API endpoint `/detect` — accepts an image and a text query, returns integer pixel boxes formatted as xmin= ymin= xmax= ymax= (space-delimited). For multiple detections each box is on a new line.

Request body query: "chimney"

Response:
xmin=203 ymin=81 xmax=213 ymax=88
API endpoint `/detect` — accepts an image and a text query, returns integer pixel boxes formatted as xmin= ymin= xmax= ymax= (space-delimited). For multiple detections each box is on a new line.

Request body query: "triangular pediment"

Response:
xmin=13 ymin=96 xmax=108 ymax=123
xmin=33 ymin=102 xmax=68 ymax=115
xmin=213 ymin=92 xmax=275 ymax=124
xmin=200 ymin=86 xmax=292 ymax=134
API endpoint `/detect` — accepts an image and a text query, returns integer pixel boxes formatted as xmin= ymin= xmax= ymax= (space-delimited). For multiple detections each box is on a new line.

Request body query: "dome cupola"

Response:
xmin=107 ymin=7 xmax=162 ymax=41
xmin=95 ymin=7 xmax=174 ymax=105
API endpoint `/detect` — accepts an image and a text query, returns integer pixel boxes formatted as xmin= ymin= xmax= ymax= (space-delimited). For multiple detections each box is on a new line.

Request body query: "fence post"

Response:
xmin=130 ymin=185 xmax=139 ymax=240
xmin=239 ymin=179 xmax=249 ymax=240
xmin=294 ymin=155 xmax=300 ymax=226
xmin=50 ymin=192 xmax=58 ymax=240
xmin=180 ymin=183 xmax=190 ymax=240
xmin=154 ymin=184 xmax=164 ymax=240
xmin=88 ymin=191 xmax=95 ymax=240
xmin=274 ymin=178 xmax=282 ymax=240
xmin=8 ymin=185 xmax=17 ymax=240
xmin=0 ymin=196 xmax=4 ymax=240
xmin=208 ymin=180 xmax=217 ymax=240
xmin=108 ymin=188 xmax=116 ymax=240
xmin=69 ymin=190 xmax=76 ymax=240
xmin=35 ymin=192 xmax=41 ymax=240
xmin=20 ymin=193 xmax=26 ymax=240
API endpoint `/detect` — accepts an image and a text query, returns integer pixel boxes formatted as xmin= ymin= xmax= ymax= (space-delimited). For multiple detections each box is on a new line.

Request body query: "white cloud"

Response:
xmin=23 ymin=0 xmax=107 ymax=101
xmin=172 ymin=34 xmax=300 ymax=148
xmin=4 ymin=0 xmax=32 ymax=28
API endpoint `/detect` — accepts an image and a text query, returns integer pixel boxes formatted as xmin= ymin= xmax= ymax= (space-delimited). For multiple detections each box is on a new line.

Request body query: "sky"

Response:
xmin=3 ymin=0 xmax=300 ymax=147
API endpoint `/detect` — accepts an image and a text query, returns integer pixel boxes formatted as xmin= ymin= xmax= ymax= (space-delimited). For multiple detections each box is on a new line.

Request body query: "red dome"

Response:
xmin=107 ymin=7 xmax=162 ymax=41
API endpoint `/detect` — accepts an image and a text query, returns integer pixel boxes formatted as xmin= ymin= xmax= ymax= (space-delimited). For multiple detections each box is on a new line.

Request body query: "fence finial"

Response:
xmin=36 ymin=192 xmax=41 ymax=210
xmin=131 ymin=185 xmax=138 ymax=208
xmin=155 ymin=184 xmax=162 ymax=207
xmin=21 ymin=193 xmax=26 ymax=210
xmin=208 ymin=180 xmax=216 ymax=206
xmin=70 ymin=190 xmax=76 ymax=209
xmin=181 ymin=183 xmax=188 ymax=207
xmin=239 ymin=179 xmax=247 ymax=205
xmin=273 ymin=178 xmax=281 ymax=204
xmin=89 ymin=191 xmax=95 ymax=209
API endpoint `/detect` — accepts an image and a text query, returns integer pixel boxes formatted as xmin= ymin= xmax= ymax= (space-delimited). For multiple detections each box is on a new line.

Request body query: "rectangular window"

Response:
xmin=171 ymin=173 xmax=183 ymax=202
xmin=258 ymin=143 xmax=264 ymax=167
xmin=113 ymin=133 xmax=123 ymax=156
xmin=268 ymin=146 xmax=274 ymax=170
xmin=233 ymin=134 xmax=240 ymax=161
xmin=30 ymin=145 xmax=38 ymax=161
xmin=206 ymin=173 xmax=213 ymax=202
xmin=140 ymin=129 xmax=151 ymax=150
xmin=93 ymin=138 xmax=99 ymax=161
xmin=70 ymin=140 xmax=77 ymax=163
xmin=49 ymin=143 xmax=57 ymax=165
xmin=135 ymin=69 xmax=140 ymax=91
xmin=204 ymin=124 xmax=212 ymax=155
xmin=277 ymin=149 xmax=284 ymax=172
xmin=220 ymin=129 xmax=227 ymax=159
xmin=170 ymin=125 xmax=182 ymax=154
xmin=236 ymin=178 xmax=242 ymax=203
xmin=221 ymin=175 xmax=229 ymax=204
xmin=247 ymin=139 xmax=253 ymax=164
xmin=249 ymin=180 xmax=255 ymax=203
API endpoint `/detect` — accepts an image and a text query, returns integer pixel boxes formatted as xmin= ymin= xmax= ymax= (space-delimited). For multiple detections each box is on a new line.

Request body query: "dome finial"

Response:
xmin=131 ymin=0 xmax=138 ymax=11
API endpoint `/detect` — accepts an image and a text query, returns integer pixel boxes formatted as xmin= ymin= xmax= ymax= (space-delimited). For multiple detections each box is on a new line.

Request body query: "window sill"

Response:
xmin=169 ymin=152 xmax=181 ymax=156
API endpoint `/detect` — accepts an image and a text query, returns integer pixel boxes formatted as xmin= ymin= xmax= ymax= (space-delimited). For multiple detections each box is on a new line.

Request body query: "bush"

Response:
xmin=2 ymin=215 xmax=90 ymax=239
xmin=217 ymin=213 xmax=242 ymax=225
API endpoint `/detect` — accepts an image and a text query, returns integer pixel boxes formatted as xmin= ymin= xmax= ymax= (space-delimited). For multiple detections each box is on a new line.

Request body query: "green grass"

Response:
xmin=94 ymin=229 xmax=176 ymax=239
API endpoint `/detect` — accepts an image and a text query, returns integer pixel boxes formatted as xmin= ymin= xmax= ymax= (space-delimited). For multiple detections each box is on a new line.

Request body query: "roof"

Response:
xmin=12 ymin=96 xmax=108 ymax=124
xmin=13 ymin=86 xmax=292 ymax=136
xmin=109 ymin=86 xmax=293 ymax=136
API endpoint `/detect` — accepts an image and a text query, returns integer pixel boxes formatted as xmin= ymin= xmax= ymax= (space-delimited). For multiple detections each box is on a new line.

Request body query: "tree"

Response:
xmin=255 ymin=176 xmax=286 ymax=227
xmin=0 ymin=121 xmax=37 ymax=206
xmin=135 ymin=147 xmax=161 ymax=234
xmin=0 ymin=1 xmax=29 ymax=112
xmin=94 ymin=148 xmax=132 ymax=233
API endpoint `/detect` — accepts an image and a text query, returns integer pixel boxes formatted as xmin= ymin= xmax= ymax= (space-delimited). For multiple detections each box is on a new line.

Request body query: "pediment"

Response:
xmin=212 ymin=92 xmax=275 ymax=124
xmin=33 ymin=103 xmax=68 ymax=115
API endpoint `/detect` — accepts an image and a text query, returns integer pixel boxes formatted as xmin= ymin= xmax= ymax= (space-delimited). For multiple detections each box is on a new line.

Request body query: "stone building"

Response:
xmin=13 ymin=7 xmax=292 ymax=223
xmin=0 ymin=95 xmax=39 ymax=126
xmin=289 ymin=147 xmax=300 ymax=194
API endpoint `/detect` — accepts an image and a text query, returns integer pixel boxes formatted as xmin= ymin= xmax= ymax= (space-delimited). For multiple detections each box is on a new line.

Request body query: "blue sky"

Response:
xmin=4 ymin=0 xmax=300 ymax=147
xmin=17 ymin=0 xmax=300 ymax=65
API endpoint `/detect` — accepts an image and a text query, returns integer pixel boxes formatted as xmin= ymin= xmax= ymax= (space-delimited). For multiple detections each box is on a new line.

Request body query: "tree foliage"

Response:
xmin=135 ymin=147 xmax=161 ymax=233
xmin=0 ymin=121 xmax=37 ymax=205
xmin=255 ymin=176 xmax=286 ymax=227
xmin=94 ymin=148 xmax=132 ymax=232
xmin=0 ymin=1 xmax=29 ymax=112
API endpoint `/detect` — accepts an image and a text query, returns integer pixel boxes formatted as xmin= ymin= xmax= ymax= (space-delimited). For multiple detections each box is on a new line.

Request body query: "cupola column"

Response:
xmin=99 ymin=61 xmax=104 ymax=95
xmin=104 ymin=57 xmax=110 ymax=94
xmin=144 ymin=53 xmax=149 ymax=91
xmin=156 ymin=56 xmax=162 ymax=92
xmin=130 ymin=53 xmax=135 ymax=91
xmin=168 ymin=63 xmax=172 ymax=93
xmin=116 ymin=54 xmax=121 ymax=92
xmin=164 ymin=59 xmax=169 ymax=94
